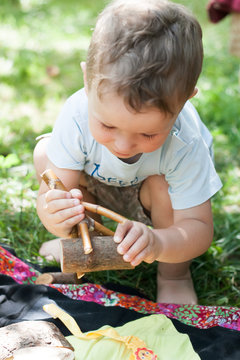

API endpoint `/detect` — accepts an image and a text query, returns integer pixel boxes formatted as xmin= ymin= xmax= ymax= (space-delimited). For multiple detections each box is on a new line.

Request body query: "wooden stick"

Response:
xmin=78 ymin=221 xmax=93 ymax=254
xmin=82 ymin=202 xmax=126 ymax=223
xmin=41 ymin=169 xmax=78 ymax=238
xmin=41 ymin=168 xmax=66 ymax=191
xmin=41 ymin=169 xmax=92 ymax=254
xmin=93 ymin=221 xmax=114 ymax=236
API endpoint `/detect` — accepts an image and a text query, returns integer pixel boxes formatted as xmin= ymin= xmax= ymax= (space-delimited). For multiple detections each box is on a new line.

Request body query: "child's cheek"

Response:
xmin=89 ymin=122 xmax=110 ymax=144
xmin=95 ymin=128 xmax=113 ymax=145
xmin=93 ymin=131 xmax=112 ymax=145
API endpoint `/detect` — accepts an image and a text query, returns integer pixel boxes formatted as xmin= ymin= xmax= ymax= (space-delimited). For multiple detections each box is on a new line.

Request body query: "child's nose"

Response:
xmin=114 ymin=134 xmax=134 ymax=152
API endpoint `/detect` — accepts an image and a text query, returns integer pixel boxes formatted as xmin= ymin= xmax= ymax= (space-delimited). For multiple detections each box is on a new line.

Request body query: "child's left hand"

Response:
xmin=113 ymin=220 xmax=160 ymax=266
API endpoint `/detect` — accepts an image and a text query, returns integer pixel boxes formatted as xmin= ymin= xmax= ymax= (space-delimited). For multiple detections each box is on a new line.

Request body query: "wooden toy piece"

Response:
xmin=35 ymin=272 xmax=83 ymax=285
xmin=41 ymin=169 xmax=118 ymax=251
xmin=41 ymin=169 xmax=134 ymax=277
xmin=60 ymin=236 xmax=134 ymax=274
xmin=0 ymin=321 xmax=74 ymax=360
xmin=81 ymin=202 xmax=126 ymax=224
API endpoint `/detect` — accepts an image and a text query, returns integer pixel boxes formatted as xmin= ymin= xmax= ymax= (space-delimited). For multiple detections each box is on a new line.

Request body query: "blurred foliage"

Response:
xmin=0 ymin=0 xmax=240 ymax=305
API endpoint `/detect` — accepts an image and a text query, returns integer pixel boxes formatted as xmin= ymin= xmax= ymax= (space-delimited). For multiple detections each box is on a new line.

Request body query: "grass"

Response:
xmin=0 ymin=0 xmax=240 ymax=305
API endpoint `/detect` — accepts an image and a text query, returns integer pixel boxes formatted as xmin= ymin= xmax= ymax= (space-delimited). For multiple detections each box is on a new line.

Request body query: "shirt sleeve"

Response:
xmin=164 ymin=135 xmax=222 ymax=210
xmin=46 ymin=97 xmax=87 ymax=170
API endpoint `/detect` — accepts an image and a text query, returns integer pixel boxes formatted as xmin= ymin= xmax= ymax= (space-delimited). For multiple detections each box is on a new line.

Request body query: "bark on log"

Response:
xmin=36 ymin=272 xmax=82 ymax=285
xmin=60 ymin=236 xmax=135 ymax=274
xmin=0 ymin=321 xmax=74 ymax=360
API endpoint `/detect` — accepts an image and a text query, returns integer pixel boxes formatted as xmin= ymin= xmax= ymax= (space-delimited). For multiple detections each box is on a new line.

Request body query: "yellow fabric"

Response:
xmin=44 ymin=303 xmax=200 ymax=360
xmin=44 ymin=304 xmax=150 ymax=359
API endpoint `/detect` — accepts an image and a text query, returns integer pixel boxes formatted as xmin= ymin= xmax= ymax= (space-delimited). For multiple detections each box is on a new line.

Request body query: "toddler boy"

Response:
xmin=34 ymin=0 xmax=222 ymax=304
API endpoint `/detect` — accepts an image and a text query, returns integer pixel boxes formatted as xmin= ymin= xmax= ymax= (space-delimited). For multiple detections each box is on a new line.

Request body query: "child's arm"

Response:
xmin=114 ymin=200 xmax=213 ymax=267
xmin=37 ymin=160 xmax=85 ymax=237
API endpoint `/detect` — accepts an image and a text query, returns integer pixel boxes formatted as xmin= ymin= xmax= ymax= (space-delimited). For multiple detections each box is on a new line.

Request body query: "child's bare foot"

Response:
xmin=39 ymin=239 xmax=61 ymax=263
xmin=157 ymin=269 xmax=198 ymax=305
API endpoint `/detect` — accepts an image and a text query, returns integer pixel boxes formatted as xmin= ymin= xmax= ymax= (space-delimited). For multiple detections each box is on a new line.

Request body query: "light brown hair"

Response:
xmin=86 ymin=0 xmax=203 ymax=114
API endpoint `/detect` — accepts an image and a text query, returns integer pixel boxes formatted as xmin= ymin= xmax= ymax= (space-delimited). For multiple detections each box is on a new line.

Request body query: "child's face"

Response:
xmin=87 ymin=86 xmax=179 ymax=159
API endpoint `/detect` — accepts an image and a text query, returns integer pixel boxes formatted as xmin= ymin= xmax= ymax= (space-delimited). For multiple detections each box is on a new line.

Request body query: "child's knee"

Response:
xmin=33 ymin=138 xmax=49 ymax=181
xmin=140 ymin=175 xmax=169 ymax=210
xmin=146 ymin=175 xmax=168 ymax=192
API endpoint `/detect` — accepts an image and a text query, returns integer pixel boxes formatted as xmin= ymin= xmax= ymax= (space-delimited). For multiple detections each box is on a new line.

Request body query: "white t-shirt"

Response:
xmin=47 ymin=88 xmax=222 ymax=210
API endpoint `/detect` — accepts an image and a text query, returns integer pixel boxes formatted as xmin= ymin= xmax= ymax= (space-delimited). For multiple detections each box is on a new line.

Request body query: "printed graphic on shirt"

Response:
xmin=91 ymin=163 xmax=139 ymax=186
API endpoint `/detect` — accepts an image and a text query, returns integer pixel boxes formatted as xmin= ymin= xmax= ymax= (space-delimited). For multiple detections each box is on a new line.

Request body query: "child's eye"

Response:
xmin=142 ymin=133 xmax=156 ymax=140
xmin=100 ymin=122 xmax=115 ymax=130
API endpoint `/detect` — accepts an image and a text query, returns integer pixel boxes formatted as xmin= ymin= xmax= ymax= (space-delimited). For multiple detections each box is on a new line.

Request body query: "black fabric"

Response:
xmin=172 ymin=319 xmax=240 ymax=360
xmin=0 ymin=275 xmax=145 ymax=332
xmin=1 ymin=275 xmax=240 ymax=359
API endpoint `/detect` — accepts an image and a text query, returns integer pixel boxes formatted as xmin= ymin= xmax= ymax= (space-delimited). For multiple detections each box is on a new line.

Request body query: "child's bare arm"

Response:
xmin=37 ymin=160 xmax=85 ymax=237
xmin=114 ymin=200 xmax=213 ymax=267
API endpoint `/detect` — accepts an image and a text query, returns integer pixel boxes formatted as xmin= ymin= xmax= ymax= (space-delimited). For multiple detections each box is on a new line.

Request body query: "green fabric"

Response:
xmin=67 ymin=314 xmax=200 ymax=360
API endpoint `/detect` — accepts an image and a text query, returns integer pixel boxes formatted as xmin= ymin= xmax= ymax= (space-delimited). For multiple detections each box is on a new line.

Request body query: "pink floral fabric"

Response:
xmin=1 ymin=245 xmax=240 ymax=331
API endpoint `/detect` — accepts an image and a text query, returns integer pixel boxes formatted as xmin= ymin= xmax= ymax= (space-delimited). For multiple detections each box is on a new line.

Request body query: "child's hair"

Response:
xmin=86 ymin=0 xmax=203 ymax=114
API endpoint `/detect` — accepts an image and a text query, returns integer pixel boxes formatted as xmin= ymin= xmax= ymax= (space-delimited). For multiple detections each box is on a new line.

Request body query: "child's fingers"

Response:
xmin=60 ymin=213 xmax=85 ymax=230
xmin=128 ymin=248 xmax=150 ymax=267
xmin=45 ymin=198 xmax=82 ymax=214
xmin=122 ymin=235 xmax=148 ymax=262
xmin=124 ymin=241 xmax=156 ymax=267
xmin=113 ymin=220 xmax=133 ymax=243
xmin=69 ymin=188 xmax=83 ymax=199
xmin=117 ymin=225 xmax=143 ymax=255
xmin=45 ymin=189 xmax=71 ymax=202
xmin=51 ymin=205 xmax=85 ymax=224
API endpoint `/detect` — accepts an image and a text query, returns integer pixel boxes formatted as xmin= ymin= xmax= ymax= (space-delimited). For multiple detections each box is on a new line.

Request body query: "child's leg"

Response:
xmin=140 ymin=175 xmax=197 ymax=305
xmin=33 ymin=138 xmax=100 ymax=262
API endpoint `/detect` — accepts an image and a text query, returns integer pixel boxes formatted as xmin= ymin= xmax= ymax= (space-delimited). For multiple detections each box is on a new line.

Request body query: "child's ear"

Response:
xmin=188 ymin=87 xmax=198 ymax=99
xmin=80 ymin=61 xmax=88 ymax=94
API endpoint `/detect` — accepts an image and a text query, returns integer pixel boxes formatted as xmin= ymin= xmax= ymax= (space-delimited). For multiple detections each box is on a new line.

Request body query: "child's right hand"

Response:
xmin=40 ymin=188 xmax=85 ymax=238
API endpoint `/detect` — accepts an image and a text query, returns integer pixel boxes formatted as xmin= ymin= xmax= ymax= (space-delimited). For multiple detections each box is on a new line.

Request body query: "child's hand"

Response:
xmin=43 ymin=188 xmax=85 ymax=238
xmin=113 ymin=220 xmax=160 ymax=267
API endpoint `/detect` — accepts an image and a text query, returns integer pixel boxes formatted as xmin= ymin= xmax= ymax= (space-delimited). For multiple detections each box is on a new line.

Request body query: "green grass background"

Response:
xmin=0 ymin=0 xmax=240 ymax=305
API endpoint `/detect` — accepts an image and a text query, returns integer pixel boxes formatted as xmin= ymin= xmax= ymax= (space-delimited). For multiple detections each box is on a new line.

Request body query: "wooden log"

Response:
xmin=7 ymin=346 xmax=74 ymax=360
xmin=36 ymin=272 xmax=82 ymax=285
xmin=60 ymin=236 xmax=134 ymax=274
xmin=0 ymin=321 xmax=74 ymax=360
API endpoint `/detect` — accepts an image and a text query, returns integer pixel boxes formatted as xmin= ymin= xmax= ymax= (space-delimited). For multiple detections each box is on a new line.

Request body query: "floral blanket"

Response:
xmin=1 ymin=245 xmax=240 ymax=331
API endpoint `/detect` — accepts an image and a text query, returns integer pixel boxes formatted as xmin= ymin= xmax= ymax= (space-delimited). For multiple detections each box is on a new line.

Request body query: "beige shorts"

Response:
xmin=82 ymin=172 xmax=152 ymax=226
